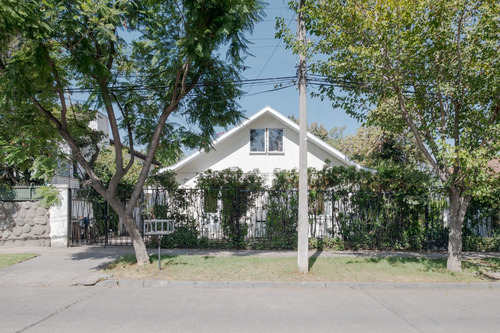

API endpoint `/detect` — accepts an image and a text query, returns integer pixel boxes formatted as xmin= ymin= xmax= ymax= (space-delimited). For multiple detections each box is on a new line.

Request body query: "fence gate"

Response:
xmin=69 ymin=188 xmax=133 ymax=246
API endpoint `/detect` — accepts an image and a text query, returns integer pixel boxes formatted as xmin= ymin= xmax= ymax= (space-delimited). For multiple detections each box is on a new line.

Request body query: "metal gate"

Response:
xmin=69 ymin=188 xmax=133 ymax=246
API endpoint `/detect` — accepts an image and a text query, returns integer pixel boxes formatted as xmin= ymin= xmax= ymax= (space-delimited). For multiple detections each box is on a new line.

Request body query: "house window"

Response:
xmin=268 ymin=129 xmax=283 ymax=153
xmin=250 ymin=129 xmax=266 ymax=152
xmin=250 ymin=128 xmax=284 ymax=154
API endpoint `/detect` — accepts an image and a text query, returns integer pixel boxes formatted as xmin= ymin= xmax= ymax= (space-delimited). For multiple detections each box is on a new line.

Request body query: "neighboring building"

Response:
xmin=158 ymin=106 xmax=364 ymax=187
xmin=49 ymin=112 xmax=111 ymax=188
xmin=50 ymin=112 xmax=158 ymax=189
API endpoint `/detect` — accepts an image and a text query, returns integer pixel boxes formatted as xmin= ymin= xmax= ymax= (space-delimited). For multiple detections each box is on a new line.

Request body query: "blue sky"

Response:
xmin=234 ymin=3 xmax=362 ymax=136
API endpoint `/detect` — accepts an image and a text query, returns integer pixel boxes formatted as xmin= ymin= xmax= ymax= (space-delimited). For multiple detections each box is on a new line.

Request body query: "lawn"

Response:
xmin=104 ymin=255 xmax=500 ymax=283
xmin=0 ymin=253 xmax=38 ymax=268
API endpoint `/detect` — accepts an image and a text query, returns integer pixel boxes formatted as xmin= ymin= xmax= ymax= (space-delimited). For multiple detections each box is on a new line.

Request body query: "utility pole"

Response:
xmin=297 ymin=0 xmax=308 ymax=273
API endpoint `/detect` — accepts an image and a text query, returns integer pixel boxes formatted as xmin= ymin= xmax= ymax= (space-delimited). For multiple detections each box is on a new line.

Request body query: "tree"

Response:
xmin=92 ymin=148 xmax=143 ymax=189
xmin=0 ymin=0 xmax=264 ymax=265
xmin=0 ymin=107 xmax=63 ymax=187
xmin=288 ymin=114 xmax=346 ymax=147
xmin=284 ymin=0 xmax=500 ymax=270
xmin=334 ymin=124 xmax=427 ymax=169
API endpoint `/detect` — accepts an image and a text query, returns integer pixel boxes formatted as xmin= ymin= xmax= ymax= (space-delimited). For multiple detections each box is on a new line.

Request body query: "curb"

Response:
xmin=97 ymin=279 xmax=500 ymax=290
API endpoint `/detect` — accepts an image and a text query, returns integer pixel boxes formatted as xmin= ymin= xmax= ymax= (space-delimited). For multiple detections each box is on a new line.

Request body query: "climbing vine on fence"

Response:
xmin=196 ymin=167 xmax=266 ymax=247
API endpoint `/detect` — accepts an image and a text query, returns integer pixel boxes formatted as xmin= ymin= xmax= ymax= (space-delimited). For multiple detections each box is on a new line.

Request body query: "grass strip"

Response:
xmin=104 ymin=255 xmax=500 ymax=283
xmin=0 ymin=253 xmax=38 ymax=268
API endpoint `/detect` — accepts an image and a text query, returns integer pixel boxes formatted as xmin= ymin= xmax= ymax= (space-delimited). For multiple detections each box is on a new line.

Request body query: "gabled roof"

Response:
xmin=158 ymin=106 xmax=362 ymax=173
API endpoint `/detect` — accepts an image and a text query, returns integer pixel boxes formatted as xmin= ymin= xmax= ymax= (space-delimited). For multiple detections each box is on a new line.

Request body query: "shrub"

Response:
xmin=146 ymin=227 xmax=199 ymax=249
xmin=463 ymin=235 xmax=500 ymax=252
xmin=309 ymin=237 xmax=345 ymax=251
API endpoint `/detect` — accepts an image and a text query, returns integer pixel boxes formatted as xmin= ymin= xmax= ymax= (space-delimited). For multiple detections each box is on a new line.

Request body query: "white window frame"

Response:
xmin=249 ymin=128 xmax=284 ymax=155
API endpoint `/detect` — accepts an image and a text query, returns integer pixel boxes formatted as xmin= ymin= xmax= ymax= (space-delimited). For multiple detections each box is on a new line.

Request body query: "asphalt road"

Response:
xmin=2 ymin=285 xmax=499 ymax=333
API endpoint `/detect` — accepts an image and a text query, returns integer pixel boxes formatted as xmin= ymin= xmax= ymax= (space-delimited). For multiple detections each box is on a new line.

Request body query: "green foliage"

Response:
xmin=141 ymin=189 xmax=200 ymax=237
xmin=0 ymin=107 xmax=62 ymax=186
xmin=292 ymin=0 xmax=500 ymax=191
xmin=147 ymin=227 xmax=201 ymax=249
xmin=332 ymin=125 xmax=427 ymax=169
xmin=288 ymin=114 xmax=346 ymax=148
xmin=271 ymin=164 xmax=442 ymax=251
xmin=36 ymin=185 xmax=62 ymax=209
xmin=146 ymin=169 xmax=179 ymax=189
xmin=463 ymin=195 xmax=500 ymax=251
xmin=309 ymin=237 xmax=345 ymax=251
xmin=271 ymin=169 xmax=299 ymax=190
xmin=136 ymin=164 xmax=493 ymax=251
xmin=197 ymin=168 xmax=265 ymax=247
xmin=265 ymin=190 xmax=298 ymax=249
xmin=463 ymin=235 xmax=500 ymax=252
xmin=93 ymin=149 xmax=143 ymax=189
xmin=281 ymin=1 xmax=499 ymax=269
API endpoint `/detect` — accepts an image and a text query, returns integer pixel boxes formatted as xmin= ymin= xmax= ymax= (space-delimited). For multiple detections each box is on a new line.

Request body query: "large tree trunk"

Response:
xmin=107 ymin=197 xmax=150 ymax=266
xmin=124 ymin=213 xmax=150 ymax=266
xmin=447 ymin=189 xmax=472 ymax=272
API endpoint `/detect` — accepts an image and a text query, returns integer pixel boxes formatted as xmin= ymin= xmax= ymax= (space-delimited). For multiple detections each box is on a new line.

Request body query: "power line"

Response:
xmin=245 ymin=83 xmax=295 ymax=97
xmin=64 ymin=76 xmax=299 ymax=94
xmin=241 ymin=14 xmax=297 ymax=101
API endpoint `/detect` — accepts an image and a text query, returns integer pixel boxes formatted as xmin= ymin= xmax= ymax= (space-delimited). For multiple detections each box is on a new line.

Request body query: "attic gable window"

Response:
xmin=268 ymin=129 xmax=283 ymax=153
xmin=250 ymin=129 xmax=266 ymax=152
xmin=250 ymin=128 xmax=283 ymax=154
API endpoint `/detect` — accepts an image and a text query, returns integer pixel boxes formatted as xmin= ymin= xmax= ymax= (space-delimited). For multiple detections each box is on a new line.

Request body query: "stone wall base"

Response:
xmin=0 ymin=237 xmax=51 ymax=247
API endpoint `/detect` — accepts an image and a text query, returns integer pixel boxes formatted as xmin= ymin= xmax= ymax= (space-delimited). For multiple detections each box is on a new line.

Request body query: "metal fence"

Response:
xmin=0 ymin=187 xmax=40 ymax=201
xmin=67 ymin=187 xmax=497 ymax=250
xmin=141 ymin=188 xmax=453 ymax=250
xmin=69 ymin=188 xmax=140 ymax=246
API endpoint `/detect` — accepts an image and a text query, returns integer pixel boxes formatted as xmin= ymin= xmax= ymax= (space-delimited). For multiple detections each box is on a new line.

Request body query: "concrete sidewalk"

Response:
xmin=0 ymin=246 xmax=132 ymax=286
xmin=0 ymin=246 xmax=499 ymax=288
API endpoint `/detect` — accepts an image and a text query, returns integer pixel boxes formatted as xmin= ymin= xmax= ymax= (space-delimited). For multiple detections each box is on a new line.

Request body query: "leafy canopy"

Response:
xmin=0 ymin=0 xmax=265 ymax=190
xmin=287 ymin=0 xmax=500 ymax=196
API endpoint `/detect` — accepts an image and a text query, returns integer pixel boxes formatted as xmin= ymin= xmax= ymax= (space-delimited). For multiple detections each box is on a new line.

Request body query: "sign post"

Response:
xmin=143 ymin=219 xmax=175 ymax=270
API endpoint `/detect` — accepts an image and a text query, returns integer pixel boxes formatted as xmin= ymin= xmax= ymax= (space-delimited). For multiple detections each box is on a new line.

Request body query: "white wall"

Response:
xmin=48 ymin=185 xmax=70 ymax=247
xmin=88 ymin=111 xmax=110 ymax=146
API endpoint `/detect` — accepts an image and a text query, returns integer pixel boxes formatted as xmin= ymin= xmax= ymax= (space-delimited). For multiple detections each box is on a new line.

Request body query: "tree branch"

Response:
xmin=46 ymin=51 xmax=68 ymax=130
xmin=127 ymin=63 xmax=199 ymax=214
xmin=395 ymin=90 xmax=444 ymax=181
xmin=107 ymin=31 xmax=115 ymax=71
xmin=99 ymin=84 xmax=124 ymax=195
xmin=111 ymin=92 xmax=136 ymax=175
xmin=30 ymin=95 xmax=106 ymax=195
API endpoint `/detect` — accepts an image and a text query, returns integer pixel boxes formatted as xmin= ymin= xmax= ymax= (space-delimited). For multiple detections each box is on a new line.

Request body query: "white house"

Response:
xmin=158 ymin=106 xmax=363 ymax=187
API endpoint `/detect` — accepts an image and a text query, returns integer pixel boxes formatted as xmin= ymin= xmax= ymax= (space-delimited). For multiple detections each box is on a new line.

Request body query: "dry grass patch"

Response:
xmin=0 ymin=253 xmax=38 ymax=268
xmin=104 ymin=255 xmax=500 ymax=283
